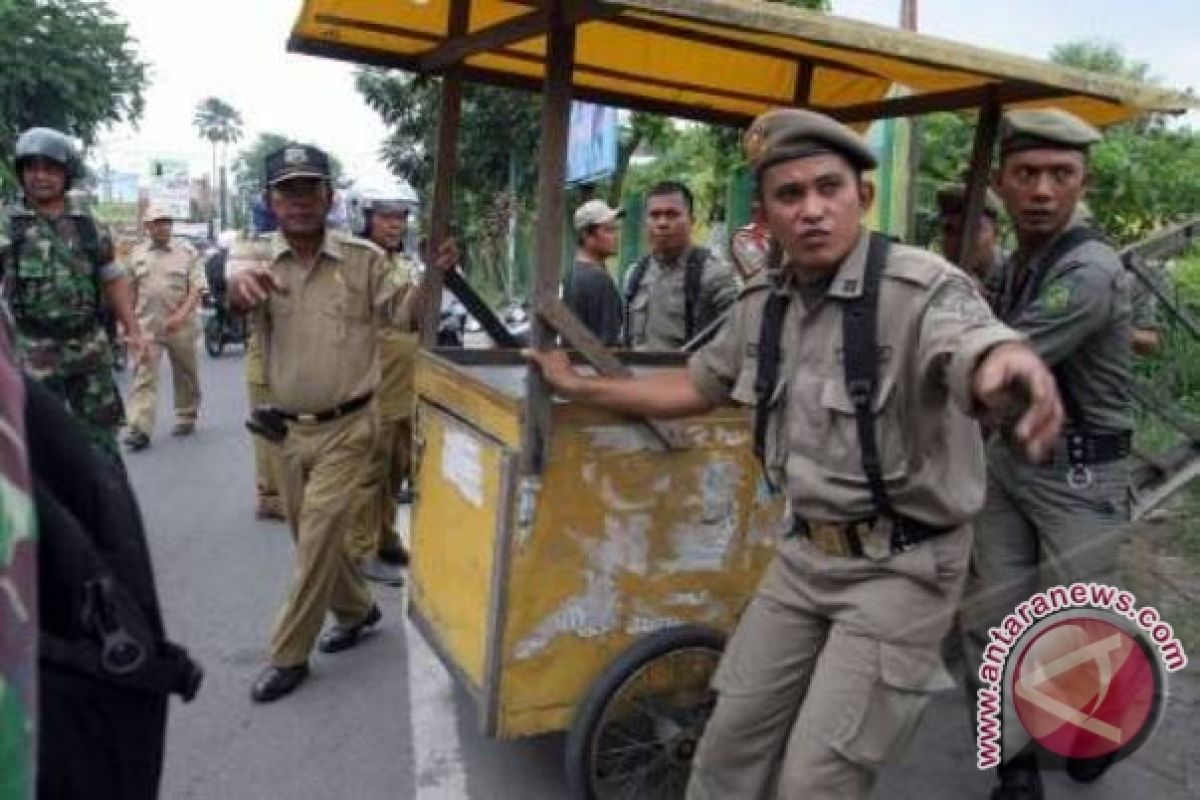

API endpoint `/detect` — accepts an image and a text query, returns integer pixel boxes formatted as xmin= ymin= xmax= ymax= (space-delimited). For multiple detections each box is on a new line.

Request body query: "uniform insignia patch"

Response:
xmin=1042 ymin=282 xmax=1071 ymax=314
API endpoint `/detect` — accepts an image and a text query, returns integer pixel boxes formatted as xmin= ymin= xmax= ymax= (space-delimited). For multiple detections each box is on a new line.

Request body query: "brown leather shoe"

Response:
xmin=318 ymin=605 xmax=382 ymax=654
xmin=250 ymin=663 xmax=309 ymax=703
xmin=171 ymin=420 xmax=195 ymax=436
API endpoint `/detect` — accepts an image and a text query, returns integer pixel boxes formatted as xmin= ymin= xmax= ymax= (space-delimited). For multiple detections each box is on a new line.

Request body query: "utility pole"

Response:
xmin=901 ymin=0 xmax=920 ymax=243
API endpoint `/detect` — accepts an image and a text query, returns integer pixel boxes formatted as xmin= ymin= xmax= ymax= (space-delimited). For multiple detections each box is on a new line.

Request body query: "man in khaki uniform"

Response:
xmin=623 ymin=180 xmax=738 ymax=350
xmin=228 ymin=145 xmax=455 ymax=702
xmin=350 ymin=196 xmax=418 ymax=580
xmin=527 ymin=109 xmax=1064 ymax=799
xmin=123 ymin=203 xmax=203 ymax=451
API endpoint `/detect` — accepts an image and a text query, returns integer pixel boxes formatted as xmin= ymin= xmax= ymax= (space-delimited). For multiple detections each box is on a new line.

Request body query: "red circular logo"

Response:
xmin=1012 ymin=616 xmax=1158 ymax=759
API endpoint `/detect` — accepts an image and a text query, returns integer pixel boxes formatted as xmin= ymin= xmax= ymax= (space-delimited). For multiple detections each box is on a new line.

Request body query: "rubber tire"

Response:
xmin=204 ymin=319 xmax=224 ymax=358
xmin=565 ymin=624 xmax=725 ymax=800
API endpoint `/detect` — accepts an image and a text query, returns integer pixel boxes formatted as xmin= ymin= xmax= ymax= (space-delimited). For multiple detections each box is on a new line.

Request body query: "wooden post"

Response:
xmin=959 ymin=92 xmax=1001 ymax=274
xmin=420 ymin=0 xmax=471 ymax=347
xmin=522 ymin=1 xmax=575 ymax=474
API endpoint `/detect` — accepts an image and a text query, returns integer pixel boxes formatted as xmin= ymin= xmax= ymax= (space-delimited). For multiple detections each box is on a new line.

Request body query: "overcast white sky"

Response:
xmin=96 ymin=0 xmax=1199 ymax=189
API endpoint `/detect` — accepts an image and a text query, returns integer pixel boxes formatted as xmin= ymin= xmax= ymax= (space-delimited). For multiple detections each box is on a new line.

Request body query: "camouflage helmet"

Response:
xmin=14 ymin=127 xmax=79 ymax=175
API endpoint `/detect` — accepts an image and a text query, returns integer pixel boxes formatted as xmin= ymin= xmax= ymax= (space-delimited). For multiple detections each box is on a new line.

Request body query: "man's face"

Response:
xmin=268 ymin=178 xmax=332 ymax=238
xmin=20 ymin=156 xmax=68 ymax=204
xmin=940 ymin=213 xmax=998 ymax=277
xmin=368 ymin=208 xmax=408 ymax=252
xmin=759 ymin=154 xmax=872 ymax=273
xmin=645 ymin=192 xmax=692 ymax=258
xmin=584 ymin=221 xmax=620 ymax=259
xmin=147 ymin=219 xmax=173 ymax=246
xmin=995 ymin=149 xmax=1087 ymax=241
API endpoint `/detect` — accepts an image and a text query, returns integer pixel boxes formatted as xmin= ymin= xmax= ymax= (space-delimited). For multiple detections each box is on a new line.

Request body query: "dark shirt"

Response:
xmin=564 ymin=258 xmax=623 ymax=347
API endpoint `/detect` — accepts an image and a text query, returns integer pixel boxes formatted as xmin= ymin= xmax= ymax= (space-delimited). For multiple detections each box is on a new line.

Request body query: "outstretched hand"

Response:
xmin=523 ymin=348 xmax=580 ymax=396
xmin=229 ymin=266 xmax=286 ymax=310
xmin=973 ymin=342 xmax=1063 ymax=462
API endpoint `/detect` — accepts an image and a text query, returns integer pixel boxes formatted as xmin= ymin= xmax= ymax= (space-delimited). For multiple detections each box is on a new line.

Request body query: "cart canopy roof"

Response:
xmin=289 ymin=0 xmax=1195 ymax=127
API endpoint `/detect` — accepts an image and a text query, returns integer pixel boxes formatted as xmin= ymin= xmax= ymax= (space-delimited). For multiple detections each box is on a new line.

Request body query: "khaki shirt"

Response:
xmin=994 ymin=222 xmax=1131 ymax=432
xmin=234 ymin=230 xmax=414 ymax=413
xmin=377 ymin=253 xmax=419 ymax=420
xmin=624 ymin=246 xmax=738 ymax=350
xmin=689 ymin=229 xmax=1020 ymax=526
xmin=128 ymin=238 xmax=202 ymax=334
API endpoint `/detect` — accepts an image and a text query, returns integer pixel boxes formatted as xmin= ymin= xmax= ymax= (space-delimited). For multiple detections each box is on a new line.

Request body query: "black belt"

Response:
xmin=790 ymin=515 xmax=953 ymax=559
xmin=277 ymin=392 xmax=372 ymax=424
xmin=1056 ymin=430 xmax=1131 ymax=466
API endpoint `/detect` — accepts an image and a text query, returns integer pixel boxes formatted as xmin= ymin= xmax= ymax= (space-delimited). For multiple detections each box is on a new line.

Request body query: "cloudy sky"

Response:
xmin=96 ymin=0 xmax=1198 ymax=189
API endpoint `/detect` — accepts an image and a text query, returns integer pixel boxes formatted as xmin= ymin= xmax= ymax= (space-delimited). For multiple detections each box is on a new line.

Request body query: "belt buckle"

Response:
xmin=296 ymin=412 xmax=318 ymax=424
xmin=811 ymin=523 xmax=849 ymax=558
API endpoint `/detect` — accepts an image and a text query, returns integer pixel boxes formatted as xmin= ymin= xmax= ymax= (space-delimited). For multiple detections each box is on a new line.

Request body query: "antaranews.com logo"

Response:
xmin=975 ymin=582 xmax=1188 ymax=769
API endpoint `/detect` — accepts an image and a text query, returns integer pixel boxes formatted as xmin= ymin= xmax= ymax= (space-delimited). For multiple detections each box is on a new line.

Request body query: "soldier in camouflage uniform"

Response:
xmin=0 ymin=128 xmax=147 ymax=459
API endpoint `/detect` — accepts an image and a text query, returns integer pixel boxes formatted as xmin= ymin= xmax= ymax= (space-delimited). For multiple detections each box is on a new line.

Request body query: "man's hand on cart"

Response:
xmin=524 ymin=348 xmax=714 ymax=419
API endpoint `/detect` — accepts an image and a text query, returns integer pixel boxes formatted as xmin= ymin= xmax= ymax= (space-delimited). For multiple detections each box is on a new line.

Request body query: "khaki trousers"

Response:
xmin=348 ymin=414 xmax=410 ymax=560
xmin=126 ymin=326 xmax=200 ymax=436
xmin=687 ymin=526 xmax=970 ymax=800
xmin=269 ymin=408 xmax=376 ymax=667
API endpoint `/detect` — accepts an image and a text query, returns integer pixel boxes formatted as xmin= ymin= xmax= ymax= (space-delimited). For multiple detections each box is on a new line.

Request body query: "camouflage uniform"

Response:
xmin=0 ymin=201 xmax=125 ymax=458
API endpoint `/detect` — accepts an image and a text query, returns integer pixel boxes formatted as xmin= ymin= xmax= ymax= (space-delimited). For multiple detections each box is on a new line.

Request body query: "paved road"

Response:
xmin=122 ymin=351 xmax=1197 ymax=800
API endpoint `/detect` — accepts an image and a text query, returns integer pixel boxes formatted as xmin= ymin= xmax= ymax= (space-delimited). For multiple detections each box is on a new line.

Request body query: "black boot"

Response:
xmin=991 ymin=753 xmax=1042 ymax=800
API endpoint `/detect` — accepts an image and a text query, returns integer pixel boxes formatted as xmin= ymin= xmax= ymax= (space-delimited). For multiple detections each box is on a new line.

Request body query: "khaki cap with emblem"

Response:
xmin=749 ymin=108 xmax=878 ymax=177
xmin=573 ymin=199 xmax=623 ymax=231
xmin=265 ymin=144 xmax=333 ymax=186
xmin=936 ymin=184 xmax=1004 ymax=220
xmin=1000 ymin=108 xmax=1102 ymax=155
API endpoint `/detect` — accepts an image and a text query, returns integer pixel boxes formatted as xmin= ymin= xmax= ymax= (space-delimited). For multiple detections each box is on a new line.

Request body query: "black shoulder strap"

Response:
xmin=624 ymin=254 xmax=652 ymax=304
xmin=754 ymin=289 xmax=790 ymax=488
xmin=842 ymin=232 xmax=894 ymax=519
xmin=623 ymin=254 xmax=653 ymax=347
xmin=683 ymin=246 xmax=709 ymax=341
xmin=1003 ymin=226 xmax=1105 ymax=321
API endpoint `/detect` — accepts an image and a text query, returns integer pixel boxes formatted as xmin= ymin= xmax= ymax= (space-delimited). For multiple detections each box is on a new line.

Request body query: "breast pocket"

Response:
xmin=817 ymin=375 xmax=909 ymax=486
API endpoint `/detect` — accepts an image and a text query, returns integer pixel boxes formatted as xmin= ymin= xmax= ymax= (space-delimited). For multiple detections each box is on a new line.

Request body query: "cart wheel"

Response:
xmin=204 ymin=318 xmax=224 ymax=358
xmin=565 ymin=625 xmax=724 ymax=800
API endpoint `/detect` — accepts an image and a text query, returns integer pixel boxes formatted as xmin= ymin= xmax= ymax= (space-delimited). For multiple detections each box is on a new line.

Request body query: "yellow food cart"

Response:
xmin=287 ymin=2 xmax=1192 ymax=796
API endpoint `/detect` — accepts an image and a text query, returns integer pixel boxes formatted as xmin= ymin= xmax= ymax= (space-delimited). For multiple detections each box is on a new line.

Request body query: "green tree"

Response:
xmin=0 ymin=0 xmax=148 ymax=192
xmin=192 ymin=97 xmax=244 ymax=228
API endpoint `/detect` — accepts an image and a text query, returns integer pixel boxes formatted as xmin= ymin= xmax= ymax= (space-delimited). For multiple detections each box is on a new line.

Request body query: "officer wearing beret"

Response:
xmin=961 ymin=109 xmax=1133 ymax=799
xmin=228 ymin=145 xmax=457 ymax=702
xmin=527 ymin=108 xmax=1063 ymax=799
xmin=937 ymin=183 xmax=1006 ymax=301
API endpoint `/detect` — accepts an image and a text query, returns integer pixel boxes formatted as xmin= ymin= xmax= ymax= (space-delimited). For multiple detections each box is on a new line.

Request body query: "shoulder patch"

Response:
xmin=882 ymin=244 xmax=945 ymax=288
xmin=1041 ymin=281 xmax=1072 ymax=314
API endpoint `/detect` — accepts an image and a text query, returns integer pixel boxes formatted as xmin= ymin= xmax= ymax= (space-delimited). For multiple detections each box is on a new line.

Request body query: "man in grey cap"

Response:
xmin=623 ymin=180 xmax=738 ymax=350
xmin=961 ymin=108 xmax=1133 ymax=799
xmin=564 ymin=198 xmax=624 ymax=346
xmin=937 ymin=182 xmax=1005 ymax=302
xmin=527 ymin=107 xmax=1063 ymax=799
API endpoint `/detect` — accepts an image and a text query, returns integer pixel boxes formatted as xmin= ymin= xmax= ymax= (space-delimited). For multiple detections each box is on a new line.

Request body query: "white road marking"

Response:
xmin=402 ymin=508 xmax=470 ymax=799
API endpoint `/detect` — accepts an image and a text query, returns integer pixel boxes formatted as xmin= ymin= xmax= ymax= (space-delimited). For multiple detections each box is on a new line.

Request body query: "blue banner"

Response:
xmin=567 ymin=102 xmax=618 ymax=184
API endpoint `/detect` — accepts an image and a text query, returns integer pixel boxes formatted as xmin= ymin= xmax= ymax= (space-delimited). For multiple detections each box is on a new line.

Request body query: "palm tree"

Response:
xmin=193 ymin=97 xmax=244 ymax=230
